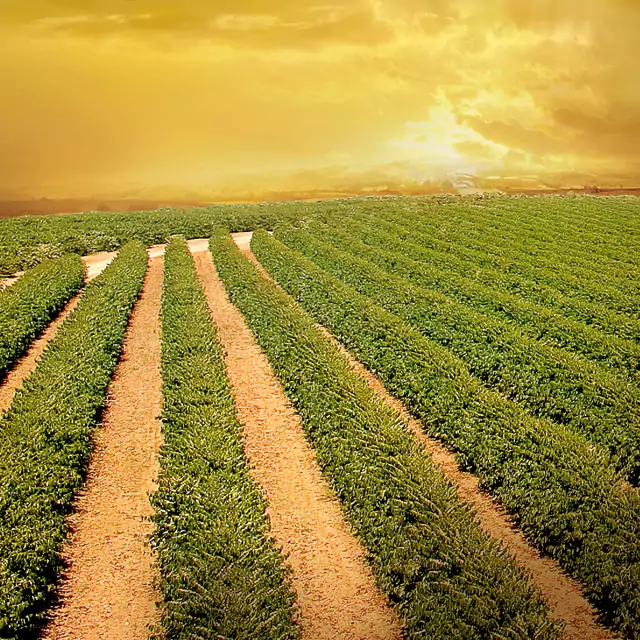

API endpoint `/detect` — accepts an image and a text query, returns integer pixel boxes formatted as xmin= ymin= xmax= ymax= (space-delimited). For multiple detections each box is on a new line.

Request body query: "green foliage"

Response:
xmin=369 ymin=199 xmax=639 ymax=316
xmin=0 ymin=203 xmax=308 ymax=276
xmin=0 ymin=241 xmax=147 ymax=638
xmin=276 ymin=226 xmax=640 ymax=481
xmin=297 ymin=218 xmax=640 ymax=381
xmin=312 ymin=200 xmax=640 ymax=341
xmin=432 ymin=196 xmax=640 ymax=287
xmin=251 ymin=230 xmax=640 ymax=639
xmin=0 ymin=255 xmax=85 ymax=380
xmin=153 ymin=238 xmax=299 ymax=640
xmin=210 ymin=232 xmax=560 ymax=640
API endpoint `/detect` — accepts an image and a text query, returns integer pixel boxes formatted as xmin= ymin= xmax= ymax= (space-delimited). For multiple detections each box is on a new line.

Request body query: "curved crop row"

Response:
xmin=251 ymin=230 xmax=640 ymax=639
xmin=319 ymin=210 xmax=640 ymax=343
xmin=276 ymin=226 xmax=640 ymax=480
xmin=346 ymin=204 xmax=640 ymax=322
xmin=298 ymin=219 xmax=640 ymax=381
xmin=0 ymin=255 xmax=85 ymax=380
xmin=382 ymin=196 xmax=639 ymax=282
xmin=470 ymin=196 xmax=640 ymax=270
xmin=0 ymin=241 xmax=148 ymax=639
xmin=209 ymin=232 xmax=561 ymax=640
xmin=153 ymin=238 xmax=299 ymax=639
xmin=404 ymin=199 xmax=640 ymax=290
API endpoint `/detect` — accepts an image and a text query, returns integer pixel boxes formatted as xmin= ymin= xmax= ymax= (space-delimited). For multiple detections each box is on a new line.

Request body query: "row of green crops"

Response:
xmin=296 ymin=218 xmax=640 ymax=382
xmin=251 ymin=230 xmax=640 ymax=639
xmin=375 ymin=201 xmax=640 ymax=322
xmin=0 ymin=203 xmax=308 ymax=276
xmin=316 ymin=209 xmax=640 ymax=343
xmin=466 ymin=196 xmax=640 ymax=272
xmin=0 ymin=241 xmax=147 ymax=639
xmin=390 ymin=203 xmax=639 ymax=315
xmin=394 ymin=199 xmax=640 ymax=296
xmin=276 ymin=226 xmax=640 ymax=481
xmin=152 ymin=238 xmax=299 ymax=639
xmin=209 ymin=232 xmax=561 ymax=640
xmin=377 ymin=195 xmax=639 ymax=283
xmin=0 ymin=255 xmax=85 ymax=380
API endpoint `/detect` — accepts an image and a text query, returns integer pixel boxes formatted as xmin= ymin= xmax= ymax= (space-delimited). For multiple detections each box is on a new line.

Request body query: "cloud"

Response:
xmin=0 ymin=0 xmax=638 ymax=196
xmin=7 ymin=1 xmax=394 ymax=50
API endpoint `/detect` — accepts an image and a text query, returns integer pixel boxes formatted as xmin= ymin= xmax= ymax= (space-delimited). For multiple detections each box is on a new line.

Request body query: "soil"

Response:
xmin=42 ymin=251 xmax=164 ymax=640
xmin=1 ymin=249 xmax=115 ymax=288
xmin=320 ymin=327 xmax=615 ymax=640
xmin=0 ymin=272 xmax=24 ymax=289
xmin=191 ymin=243 xmax=403 ymax=640
xmin=0 ymin=250 xmax=115 ymax=416
xmin=82 ymin=251 xmax=117 ymax=281
xmin=235 ymin=231 xmax=615 ymax=640
xmin=0 ymin=296 xmax=81 ymax=416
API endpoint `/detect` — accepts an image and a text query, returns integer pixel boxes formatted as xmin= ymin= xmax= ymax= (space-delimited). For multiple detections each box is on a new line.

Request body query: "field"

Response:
xmin=0 ymin=194 xmax=638 ymax=640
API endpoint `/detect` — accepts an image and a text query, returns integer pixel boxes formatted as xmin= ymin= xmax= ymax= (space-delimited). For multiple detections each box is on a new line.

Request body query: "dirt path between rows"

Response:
xmin=235 ymin=232 xmax=615 ymax=640
xmin=0 ymin=297 xmax=81 ymax=416
xmin=1 ymin=250 xmax=116 ymax=290
xmin=0 ymin=252 xmax=116 ymax=417
xmin=42 ymin=252 xmax=164 ymax=640
xmin=192 ymin=244 xmax=403 ymax=640
xmin=0 ymin=272 xmax=24 ymax=289
xmin=319 ymin=327 xmax=615 ymax=640
xmin=83 ymin=251 xmax=117 ymax=281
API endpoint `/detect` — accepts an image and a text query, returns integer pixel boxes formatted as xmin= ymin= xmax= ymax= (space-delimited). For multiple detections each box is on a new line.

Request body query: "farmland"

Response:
xmin=0 ymin=194 xmax=638 ymax=639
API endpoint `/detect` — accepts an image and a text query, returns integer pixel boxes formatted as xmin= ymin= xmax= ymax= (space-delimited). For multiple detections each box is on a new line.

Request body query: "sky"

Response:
xmin=0 ymin=0 xmax=639 ymax=199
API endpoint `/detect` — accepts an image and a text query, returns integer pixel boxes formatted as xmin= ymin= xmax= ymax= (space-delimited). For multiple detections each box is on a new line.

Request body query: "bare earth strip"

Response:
xmin=1 ymin=249 xmax=116 ymax=290
xmin=191 ymin=243 xmax=403 ymax=640
xmin=0 ymin=271 xmax=24 ymax=289
xmin=0 ymin=296 xmax=81 ymax=416
xmin=42 ymin=252 xmax=164 ymax=640
xmin=0 ymin=252 xmax=116 ymax=417
xmin=83 ymin=251 xmax=117 ymax=281
xmin=235 ymin=232 xmax=615 ymax=640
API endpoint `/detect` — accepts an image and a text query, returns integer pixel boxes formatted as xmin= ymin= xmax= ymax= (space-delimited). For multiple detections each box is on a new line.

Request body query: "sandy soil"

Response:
xmin=235 ymin=232 xmax=615 ymax=640
xmin=320 ymin=327 xmax=615 ymax=640
xmin=0 ymin=296 xmax=81 ymax=416
xmin=42 ymin=251 xmax=164 ymax=640
xmin=0 ymin=251 xmax=116 ymax=416
xmin=192 ymin=244 xmax=403 ymax=640
xmin=82 ymin=251 xmax=117 ymax=281
xmin=0 ymin=272 xmax=24 ymax=289
xmin=1 ymin=250 xmax=114 ymax=289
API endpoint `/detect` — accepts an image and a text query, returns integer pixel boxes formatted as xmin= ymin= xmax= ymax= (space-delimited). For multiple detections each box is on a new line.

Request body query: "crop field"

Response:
xmin=0 ymin=194 xmax=638 ymax=640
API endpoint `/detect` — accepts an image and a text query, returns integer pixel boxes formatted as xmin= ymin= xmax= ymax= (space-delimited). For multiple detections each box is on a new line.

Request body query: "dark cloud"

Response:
xmin=552 ymin=107 xmax=640 ymax=155
xmin=463 ymin=117 xmax=565 ymax=156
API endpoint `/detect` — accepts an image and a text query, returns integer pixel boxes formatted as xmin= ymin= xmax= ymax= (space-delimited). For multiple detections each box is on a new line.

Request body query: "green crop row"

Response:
xmin=403 ymin=198 xmax=640 ymax=289
xmin=401 ymin=203 xmax=640 ymax=311
xmin=334 ymin=202 xmax=640 ymax=319
xmin=0 ymin=203 xmax=307 ymax=276
xmin=0 ymin=255 xmax=86 ymax=381
xmin=276 ymin=226 xmax=640 ymax=481
xmin=469 ymin=196 xmax=640 ymax=269
xmin=392 ymin=195 xmax=639 ymax=277
xmin=251 ymin=230 xmax=640 ymax=639
xmin=296 ymin=219 xmax=640 ymax=381
xmin=316 ymin=209 xmax=640 ymax=343
xmin=152 ymin=238 xmax=299 ymax=639
xmin=0 ymin=241 xmax=148 ymax=639
xmin=209 ymin=232 xmax=561 ymax=640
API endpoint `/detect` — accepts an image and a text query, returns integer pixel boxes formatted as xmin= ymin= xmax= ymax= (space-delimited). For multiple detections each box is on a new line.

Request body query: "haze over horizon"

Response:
xmin=1 ymin=0 xmax=639 ymax=200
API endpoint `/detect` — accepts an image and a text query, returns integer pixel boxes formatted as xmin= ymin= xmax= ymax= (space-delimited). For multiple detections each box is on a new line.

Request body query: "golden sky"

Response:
xmin=1 ymin=0 xmax=639 ymax=198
